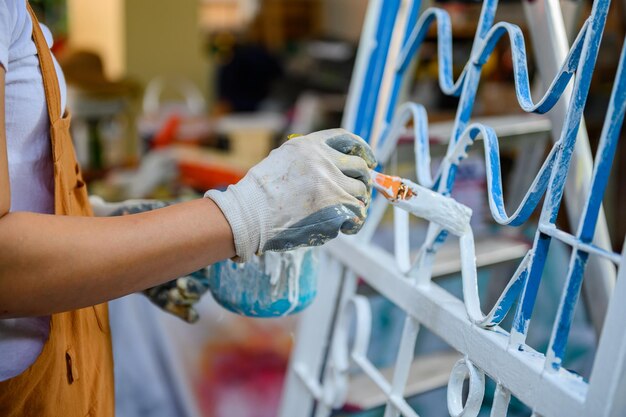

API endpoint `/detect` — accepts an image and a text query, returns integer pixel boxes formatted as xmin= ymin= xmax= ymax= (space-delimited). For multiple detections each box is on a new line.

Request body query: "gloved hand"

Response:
xmin=141 ymin=268 xmax=209 ymax=324
xmin=89 ymin=196 xmax=210 ymax=323
xmin=205 ymin=128 xmax=377 ymax=262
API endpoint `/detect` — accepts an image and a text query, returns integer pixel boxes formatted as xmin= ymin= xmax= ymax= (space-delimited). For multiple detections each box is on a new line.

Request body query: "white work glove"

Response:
xmin=205 ymin=128 xmax=377 ymax=262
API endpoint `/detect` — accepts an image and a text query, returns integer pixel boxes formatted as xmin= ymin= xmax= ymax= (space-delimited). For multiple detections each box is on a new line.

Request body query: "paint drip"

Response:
xmin=261 ymin=249 xmax=307 ymax=315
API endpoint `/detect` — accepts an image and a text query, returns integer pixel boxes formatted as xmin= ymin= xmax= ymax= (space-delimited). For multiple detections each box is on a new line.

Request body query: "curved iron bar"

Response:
xmin=377 ymin=0 xmax=498 ymax=151
xmin=475 ymin=21 xmax=586 ymax=115
xmin=396 ymin=8 xmax=465 ymax=97
xmin=377 ymin=110 xmax=562 ymax=227
xmin=395 ymin=11 xmax=588 ymax=116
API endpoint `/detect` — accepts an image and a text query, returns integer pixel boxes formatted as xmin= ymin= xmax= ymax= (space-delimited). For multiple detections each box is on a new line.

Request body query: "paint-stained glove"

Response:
xmin=205 ymin=128 xmax=377 ymax=262
xmin=89 ymin=196 xmax=210 ymax=323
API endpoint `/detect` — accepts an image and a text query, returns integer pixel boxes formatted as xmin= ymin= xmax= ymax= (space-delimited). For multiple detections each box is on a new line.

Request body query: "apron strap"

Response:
xmin=26 ymin=2 xmax=62 ymax=124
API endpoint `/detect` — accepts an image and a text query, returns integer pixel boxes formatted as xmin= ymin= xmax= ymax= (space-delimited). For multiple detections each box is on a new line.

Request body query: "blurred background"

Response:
xmin=30 ymin=1 xmax=625 ymax=416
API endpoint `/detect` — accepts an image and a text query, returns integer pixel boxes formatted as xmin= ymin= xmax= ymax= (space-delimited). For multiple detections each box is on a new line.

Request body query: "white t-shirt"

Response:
xmin=0 ymin=0 xmax=66 ymax=381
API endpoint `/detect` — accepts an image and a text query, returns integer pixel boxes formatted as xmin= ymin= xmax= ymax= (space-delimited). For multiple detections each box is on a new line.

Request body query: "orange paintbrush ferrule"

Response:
xmin=370 ymin=170 xmax=415 ymax=201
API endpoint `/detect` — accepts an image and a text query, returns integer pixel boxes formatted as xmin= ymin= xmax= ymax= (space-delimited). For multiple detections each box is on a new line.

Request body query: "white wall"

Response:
xmin=67 ymin=0 xmax=126 ymax=79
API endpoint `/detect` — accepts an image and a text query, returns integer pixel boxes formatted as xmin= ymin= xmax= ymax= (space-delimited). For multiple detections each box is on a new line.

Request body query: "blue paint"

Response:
xmin=490 ymin=269 xmax=527 ymax=326
xmin=444 ymin=0 xmax=498 ymax=158
xmin=578 ymin=42 xmax=626 ymax=243
xmin=549 ymin=250 xmax=589 ymax=368
xmin=207 ymin=250 xmax=318 ymax=317
xmin=512 ymin=233 xmax=551 ymax=337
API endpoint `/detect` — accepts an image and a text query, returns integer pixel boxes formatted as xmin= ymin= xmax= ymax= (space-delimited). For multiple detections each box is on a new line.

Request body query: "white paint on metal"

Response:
xmin=584 ymin=241 xmax=626 ymax=417
xmin=491 ymin=384 xmax=511 ymax=417
xmin=447 ymin=357 xmax=485 ymax=417
xmin=277 ymin=254 xmax=345 ymax=417
xmin=393 ymin=179 xmax=473 ymax=237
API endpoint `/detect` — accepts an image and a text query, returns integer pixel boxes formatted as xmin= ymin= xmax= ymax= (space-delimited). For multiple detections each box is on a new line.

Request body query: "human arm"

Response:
xmin=90 ymin=197 xmax=211 ymax=323
xmin=0 ymin=198 xmax=235 ymax=318
xmin=0 ymin=100 xmax=374 ymax=319
xmin=88 ymin=126 xmax=380 ymax=320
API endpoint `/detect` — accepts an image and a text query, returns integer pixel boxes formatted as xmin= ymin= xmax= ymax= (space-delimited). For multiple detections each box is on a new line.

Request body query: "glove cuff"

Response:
xmin=205 ymin=180 xmax=266 ymax=262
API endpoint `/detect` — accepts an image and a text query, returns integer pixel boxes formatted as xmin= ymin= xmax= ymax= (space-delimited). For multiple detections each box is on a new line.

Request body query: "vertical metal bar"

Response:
xmin=382 ymin=317 xmax=420 ymax=417
xmin=370 ymin=0 xmax=422 ymax=149
xmin=314 ymin=270 xmax=361 ymax=417
xmin=430 ymin=1 xmax=497 ymax=197
xmin=511 ymin=0 xmax=612 ymax=345
xmin=342 ymin=0 xmax=384 ymax=133
xmin=491 ymin=384 xmax=511 ymax=417
xmin=510 ymin=232 xmax=551 ymax=346
xmin=353 ymin=0 xmax=402 ymax=142
xmin=382 ymin=0 xmax=422 ymax=128
xmin=545 ymin=36 xmax=626 ymax=370
xmin=522 ymin=0 xmax=616 ymax=337
xmin=278 ymin=254 xmax=344 ymax=417
xmin=444 ymin=0 xmax=498 ymax=156
xmin=585 ymin=241 xmax=626 ymax=416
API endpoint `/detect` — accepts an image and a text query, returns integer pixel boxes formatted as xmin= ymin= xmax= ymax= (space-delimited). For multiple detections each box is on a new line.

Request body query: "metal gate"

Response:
xmin=279 ymin=1 xmax=626 ymax=416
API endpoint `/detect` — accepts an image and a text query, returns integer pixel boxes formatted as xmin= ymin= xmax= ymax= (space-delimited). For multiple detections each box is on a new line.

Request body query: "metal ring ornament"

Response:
xmin=447 ymin=357 xmax=486 ymax=417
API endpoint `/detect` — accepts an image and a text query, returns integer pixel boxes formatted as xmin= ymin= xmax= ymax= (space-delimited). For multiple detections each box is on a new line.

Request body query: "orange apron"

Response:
xmin=0 ymin=4 xmax=115 ymax=416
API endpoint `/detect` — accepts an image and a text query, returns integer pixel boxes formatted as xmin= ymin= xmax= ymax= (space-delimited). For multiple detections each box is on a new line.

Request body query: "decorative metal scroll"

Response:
xmin=280 ymin=0 xmax=626 ymax=416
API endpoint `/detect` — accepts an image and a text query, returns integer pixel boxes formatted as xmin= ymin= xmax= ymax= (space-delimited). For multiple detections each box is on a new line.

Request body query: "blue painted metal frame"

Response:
xmin=353 ymin=0 xmax=401 ymax=141
xmin=355 ymin=0 xmax=623 ymax=373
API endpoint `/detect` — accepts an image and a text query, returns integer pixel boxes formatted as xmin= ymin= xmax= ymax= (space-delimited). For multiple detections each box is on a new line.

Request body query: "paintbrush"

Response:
xmin=286 ymin=133 xmax=473 ymax=235
xmin=370 ymin=170 xmax=473 ymax=237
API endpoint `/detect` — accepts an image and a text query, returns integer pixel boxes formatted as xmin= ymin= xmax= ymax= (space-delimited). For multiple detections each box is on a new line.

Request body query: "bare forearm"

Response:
xmin=0 ymin=198 xmax=235 ymax=317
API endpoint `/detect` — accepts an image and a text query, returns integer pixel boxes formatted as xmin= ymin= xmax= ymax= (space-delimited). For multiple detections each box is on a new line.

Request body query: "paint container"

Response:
xmin=207 ymin=248 xmax=318 ymax=317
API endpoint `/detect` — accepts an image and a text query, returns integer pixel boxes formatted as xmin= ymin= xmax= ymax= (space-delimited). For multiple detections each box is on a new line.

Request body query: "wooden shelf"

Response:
xmin=427 ymin=114 xmax=552 ymax=145
xmin=345 ymin=351 xmax=461 ymax=410
xmin=431 ymin=234 xmax=530 ymax=278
